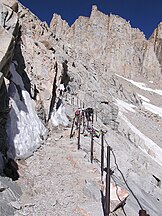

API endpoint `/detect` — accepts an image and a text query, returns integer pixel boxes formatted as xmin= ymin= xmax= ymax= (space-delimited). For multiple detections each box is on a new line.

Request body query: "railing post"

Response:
xmin=101 ymin=130 xmax=104 ymax=182
xmin=82 ymin=110 xmax=85 ymax=134
xmin=83 ymin=102 xmax=85 ymax=109
xmin=70 ymin=117 xmax=75 ymax=138
xmin=90 ymin=111 xmax=94 ymax=163
xmin=105 ymin=145 xmax=111 ymax=216
xmin=77 ymin=116 xmax=81 ymax=150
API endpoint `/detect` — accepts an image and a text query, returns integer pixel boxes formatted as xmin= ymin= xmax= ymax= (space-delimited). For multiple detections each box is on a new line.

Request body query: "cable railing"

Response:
xmin=67 ymin=93 xmax=150 ymax=216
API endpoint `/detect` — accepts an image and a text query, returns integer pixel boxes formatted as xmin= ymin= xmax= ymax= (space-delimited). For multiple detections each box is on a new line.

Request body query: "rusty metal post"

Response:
xmin=77 ymin=116 xmax=81 ymax=150
xmin=82 ymin=110 xmax=85 ymax=134
xmin=90 ymin=132 xmax=94 ymax=163
xmin=70 ymin=117 xmax=75 ymax=138
xmin=90 ymin=111 xmax=94 ymax=163
xmin=101 ymin=130 xmax=104 ymax=182
xmin=105 ymin=145 xmax=111 ymax=216
xmin=139 ymin=210 xmax=147 ymax=216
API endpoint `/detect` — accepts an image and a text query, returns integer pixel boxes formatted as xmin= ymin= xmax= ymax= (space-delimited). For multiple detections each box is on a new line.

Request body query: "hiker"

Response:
xmin=85 ymin=108 xmax=94 ymax=127
xmin=86 ymin=127 xmax=100 ymax=138
xmin=93 ymin=129 xmax=101 ymax=138
xmin=75 ymin=108 xmax=81 ymax=129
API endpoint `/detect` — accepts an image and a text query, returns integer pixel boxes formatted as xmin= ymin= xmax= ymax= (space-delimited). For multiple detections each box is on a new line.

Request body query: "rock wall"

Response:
xmin=0 ymin=1 xmax=53 ymax=162
xmin=0 ymin=0 xmax=18 ymax=165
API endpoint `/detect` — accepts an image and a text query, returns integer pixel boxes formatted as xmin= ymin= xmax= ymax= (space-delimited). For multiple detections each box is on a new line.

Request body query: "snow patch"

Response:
xmin=6 ymin=63 xmax=47 ymax=159
xmin=142 ymin=101 xmax=162 ymax=118
xmin=115 ymin=74 xmax=162 ymax=96
xmin=51 ymin=103 xmax=69 ymax=127
xmin=137 ymin=94 xmax=150 ymax=102
xmin=119 ymin=112 xmax=162 ymax=167
xmin=115 ymin=99 xmax=136 ymax=113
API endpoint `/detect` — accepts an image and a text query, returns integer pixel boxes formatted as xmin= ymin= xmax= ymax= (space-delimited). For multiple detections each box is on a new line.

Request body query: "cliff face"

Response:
xmin=0 ymin=2 xmax=162 ymax=215
xmin=149 ymin=22 xmax=162 ymax=69
xmin=50 ymin=5 xmax=162 ymax=84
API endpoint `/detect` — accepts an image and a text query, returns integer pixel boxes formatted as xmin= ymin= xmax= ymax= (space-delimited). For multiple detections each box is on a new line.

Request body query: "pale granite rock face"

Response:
xmin=142 ymin=42 xmax=161 ymax=84
xmin=50 ymin=5 xmax=162 ymax=86
xmin=149 ymin=22 xmax=162 ymax=70
xmin=0 ymin=1 xmax=18 ymax=36
xmin=1 ymin=0 xmax=18 ymax=12
xmin=0 ymin=1 xmax=18 ymax=77
xmin=50 ymin=13 xmax=69 ymax=39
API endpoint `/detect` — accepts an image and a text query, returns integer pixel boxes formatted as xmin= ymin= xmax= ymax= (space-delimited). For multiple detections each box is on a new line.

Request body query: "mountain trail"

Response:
xmin=14 ymin=127 xmax=103 ymax=216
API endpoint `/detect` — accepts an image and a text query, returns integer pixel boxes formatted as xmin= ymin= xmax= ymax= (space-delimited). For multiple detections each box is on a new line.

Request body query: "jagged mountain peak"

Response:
xmin=49 ymin=4 xmax=161 ymax=86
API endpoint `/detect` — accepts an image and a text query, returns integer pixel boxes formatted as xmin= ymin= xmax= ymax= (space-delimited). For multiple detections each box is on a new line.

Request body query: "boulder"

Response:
xmin=1 ymin=0 xmax=18 ymax=12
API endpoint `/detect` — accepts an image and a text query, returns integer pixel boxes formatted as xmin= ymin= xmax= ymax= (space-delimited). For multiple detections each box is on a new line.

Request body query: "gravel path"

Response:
xmin=14 ymin=128 xmax=103 ymax=216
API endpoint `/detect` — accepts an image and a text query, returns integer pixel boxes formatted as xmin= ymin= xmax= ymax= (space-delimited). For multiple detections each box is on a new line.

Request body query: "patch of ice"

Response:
xmin=115 ymin=74 xmax=162 ymax=96
xmin=115 ymin=99 xmax=136 ymax=113
xmin=6 ymin=63 xmax=47 ymax=159
xmin=51 ymin=103 xmax=69 ymax=127
xmin=119 ymin=112 xmax=162 ymax=167
xmin=137 ymin=94 xmax=150 ymax=102
xmin=142 ymin=101 xmax=162 ymax=118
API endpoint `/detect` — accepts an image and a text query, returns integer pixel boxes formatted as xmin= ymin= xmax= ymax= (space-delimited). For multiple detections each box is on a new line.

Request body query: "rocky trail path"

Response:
xmin=14 ymin=127 xmax=103 ymax=216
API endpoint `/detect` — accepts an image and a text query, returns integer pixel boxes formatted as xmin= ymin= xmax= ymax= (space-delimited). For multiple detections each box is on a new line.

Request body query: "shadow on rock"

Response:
xmin=3 ymin=158 xmax=19 ymax=181
xmin=100 ymin=190 xmax=106 ymax=216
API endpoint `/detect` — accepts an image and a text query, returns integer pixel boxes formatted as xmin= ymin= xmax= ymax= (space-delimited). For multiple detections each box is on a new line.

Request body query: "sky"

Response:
xmin=18 ymin=0 xmax=162 ymax=39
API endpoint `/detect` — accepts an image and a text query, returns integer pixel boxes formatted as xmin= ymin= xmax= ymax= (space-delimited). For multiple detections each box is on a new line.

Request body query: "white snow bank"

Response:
xmin=119 ymin=112 xmax=162 ymax=167
xmin=6 ymin=63 xmax=47 ymax=159
xmin=115 ymin=99 xmax=136 ymax=113
xmin=115 ymin=74 xmax=162 ymax=96
xmin=51 ymin=103 xmax=69 ymax=127
xmin=142 ymin=101 xmax=162 ymax=118
xmin=137 ymin=94 xmax=150 ymax=102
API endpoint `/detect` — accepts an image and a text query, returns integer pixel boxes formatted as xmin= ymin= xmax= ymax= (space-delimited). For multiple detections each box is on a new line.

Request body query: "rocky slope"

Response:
xmin=0 ymin=1 xmax=162 ymax=215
